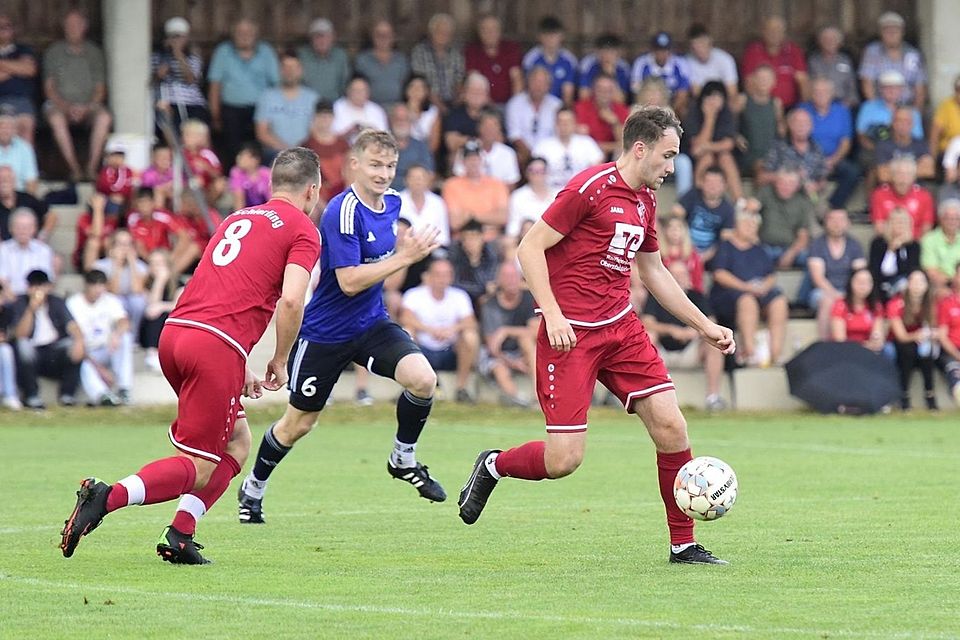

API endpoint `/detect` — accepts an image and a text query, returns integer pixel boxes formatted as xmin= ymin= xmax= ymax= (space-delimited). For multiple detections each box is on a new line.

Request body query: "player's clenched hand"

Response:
xmin=262 ymin=358 xmax=288 ymax=391
xmin=243 ymin=367 xmax=263 ymax=399
xmin=397 ymin=225 xmax=441 ymax=265
xmin=543 ymin=311 xmax=577 ymax=352
xmin=701 ymin=322 xmax=736 ymax=355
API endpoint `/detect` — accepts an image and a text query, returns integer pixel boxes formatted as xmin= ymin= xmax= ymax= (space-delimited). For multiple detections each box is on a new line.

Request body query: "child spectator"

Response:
xmin=140 ymin=144 xmax=174 ymax=208
xmin=172 ymin=191 xmax=222 ymax=281
xmin=935 ymin=264 xmax=960 ymax=405
xmin=94 ymin=140 xmax=135 ymax=212
xmin=449 ymin=219 xmax=501 ymax=310
xmin=75 ymin=192 xmax=121 ymax=272
xmin=140 ymin=250 xmax=179 ymax=372
xmin=660 ymin=217 xmax=705 ymax=293
xmin=92 ymin=229 xmax=147 ymax=339
xmin=229 ymin=142 xmax=271 ymax=210
xmin=887 ymin=269 xmax=939 ymax=410
xmin=127 ymin=187 xmax=189 ymax=261
xmin=302 ymin=101 xmax=350 ymax=207
xmin=830 ymin=267 xmax=886 ymax=354
xmin=670 ymin=166 xmax=734 ymax=261
xmin=180 ymin=119 xmax=225 ymax=204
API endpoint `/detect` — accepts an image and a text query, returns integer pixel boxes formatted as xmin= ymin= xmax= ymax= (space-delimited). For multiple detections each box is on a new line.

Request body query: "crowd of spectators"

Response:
xmin=1 ymin=8 xmax=960 ymax=412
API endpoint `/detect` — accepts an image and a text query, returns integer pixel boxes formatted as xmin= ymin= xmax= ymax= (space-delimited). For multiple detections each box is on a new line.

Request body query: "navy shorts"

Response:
xmin=287 ymin=320 xmax=422 ymax=412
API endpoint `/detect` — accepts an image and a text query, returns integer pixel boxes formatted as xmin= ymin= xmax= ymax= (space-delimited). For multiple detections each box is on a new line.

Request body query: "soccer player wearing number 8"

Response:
xmin=457 ymin=107 xmax=738 ymax=564
xmin=59 ymin=148 xmax=322 ymax=564
xmin=237 ymin=129 xmax=446 ymax=524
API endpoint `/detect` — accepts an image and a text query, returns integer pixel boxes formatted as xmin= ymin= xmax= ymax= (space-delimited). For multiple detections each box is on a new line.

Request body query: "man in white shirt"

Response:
xmin=66 ymin=269 xmax=133 ymax=406
xmin=398 ymin=164 xmax=450 ymax=246
xmin=532 ymin=107 xmax=604 ymax=190
xmin=400 ymin=257 xmax=480 ymax=403
xmin=684 ymin=23 xmax=739 ymax=99
xmin=504 ymin=65 xmax=562 ymax=164
xmin=332 ymin=74 xmax=388 ymax=143
xmin=0 ymin=208 xmax=53 ymax=300
xmin=452 ymin=112 xmax=520 ymax=186
xmin=506 ymin=156 xmax=557 ymax=238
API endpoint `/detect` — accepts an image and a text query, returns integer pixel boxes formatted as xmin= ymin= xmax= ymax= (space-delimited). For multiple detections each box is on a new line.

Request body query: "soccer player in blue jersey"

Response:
xmin=237 ymin=129 xmax=444 ymax=523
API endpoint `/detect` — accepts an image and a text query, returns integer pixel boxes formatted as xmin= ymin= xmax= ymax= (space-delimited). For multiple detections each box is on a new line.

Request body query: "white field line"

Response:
xmin=0 ymin=573 xmax=956 ymax=640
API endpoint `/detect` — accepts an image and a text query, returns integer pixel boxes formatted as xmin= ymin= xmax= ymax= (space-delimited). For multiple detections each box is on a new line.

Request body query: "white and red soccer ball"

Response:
xmin=674 ymin=456 xmax=738 ymax=521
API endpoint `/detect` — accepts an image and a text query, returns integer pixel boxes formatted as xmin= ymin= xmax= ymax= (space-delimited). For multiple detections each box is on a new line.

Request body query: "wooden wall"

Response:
xmin=0 ymin=0 xmax=919 ymax=60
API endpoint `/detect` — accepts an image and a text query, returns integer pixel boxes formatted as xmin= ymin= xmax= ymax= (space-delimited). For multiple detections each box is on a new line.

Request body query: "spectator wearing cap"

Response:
xmin=0 ymin=208 xmax=54 ymax=299
xmin=574 ymin=73 xmax=630 ymax=157
xmin=152 ymin=16 xmax=209 ymax=131
xmin=254 ymin=50 xmax=319 ymax=159
xmin=42 ymin=9 xmax=111 ymax=181
xmin=742 ymin=16 xmax=809 ymax=109
xmin=399 ymin=164 xmax=450 ymax=246
xmin=504 ymin=65 xmax=562 ymax=166
xmin=465 ymin=14 xmax=523 ymax=106
xmin=856 ymin=70 xmax=924 ymax=168
xmin=207 ymin=17 xmax=279 ymax=163
xmin=301 ymin=101 xmax=349 ymax=207
xmin=331 ymin=74 xmax=388 ymax=143
xmin=389 ymin=103 xmax=435 ymax=191
xmin=0 ymin=13 xmax=38 ymax=143
xmin=506 ymin=157 xmax=556 ymax=239
xmin=0 ymin=166 xmax=50 ymax=242
xmin=859 ymin=11 xmax=926 ymax=110
xmin=441 ymin=139 xmax=509 ymax=233
xmin=522 ymin=16 xmax=577 ymax=105
xmin=577 ymin=34 xmax=631 ymax=103
xmin=807 ymin=25 xmax=859 ymax=108
xmin=631 ymin=32 xmax=692 ymax=116
xmin=411 ymin=13 xmax=465 ymax=107
xmin=298 ymin=18 xmax=351 ymax=104
xmin=684 ymin=23 xmax=739 ymax=100
xmin=0 ymin=107 xmax=37 ymax=195
xmin=532 ymin=107 xmax=603 ymax=190
xmin=67 ymin=269 xmax=132 ymax=406
xmin=875 ymin=105 xmax=934 ymax=183
xmin=930 ymin=74 xmax=960 ymax=160
xmin=921 ymin=199 xmax=960 ymax=292
xmin=10 ymin=269 xmax=84 ymax=409
xmin=354 ymin=20 xmax=410 ymax=107
xmin=95 ymin=140 xmax=134 ymax=211
xmin=452 ymin=111 xmax=519 ymax=187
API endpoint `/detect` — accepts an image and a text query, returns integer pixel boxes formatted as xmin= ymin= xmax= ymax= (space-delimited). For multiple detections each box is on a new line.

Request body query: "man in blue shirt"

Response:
xmin=522 ymin=16 xmax=577 ymax=104
xmin=238 ymin=130 xmax=445 ymax=523
xmin=798 ymin=77 xmax=859 ymax=208
xmin=254 ymin=51 xmax=318 ymax=161
xmin=577 ymin=33 xmax=631 ymax=102
xmin=631 ymin=32 xmax=691 ymax=115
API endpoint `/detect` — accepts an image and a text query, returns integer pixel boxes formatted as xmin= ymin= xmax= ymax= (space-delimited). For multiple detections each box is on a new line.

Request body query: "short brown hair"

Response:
xmin=270 ymin=147 xmax=320 ymax=193
xmin=351 ymin=128 xmax=399 ymax=157
xmin=622 ymin=105 xmax=683 ymax=152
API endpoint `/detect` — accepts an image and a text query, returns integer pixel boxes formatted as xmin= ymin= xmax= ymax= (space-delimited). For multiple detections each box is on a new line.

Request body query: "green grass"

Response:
xmin=1 ymin=404 xmax=959 ymax=639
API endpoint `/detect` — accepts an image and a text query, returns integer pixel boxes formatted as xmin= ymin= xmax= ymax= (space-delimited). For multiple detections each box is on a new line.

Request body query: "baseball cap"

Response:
xmin=164 ymin=16 xmax=190 ymax=36
xmin=878 ymin=70 xmax=906 ymax=86
xmin=104 ymin=139 xmax=127 ymax=155
xmin=26 ymin=270 xmax=51 ymax=286
xmin=463 ymin=139 xmax=482 ymax=157
xmin=651 ymin=31 xmax=672 ymax=49
xmin=878 ymin=11 xmax=905 ymax=28
xmin=309 ymin=18 xmax=334 ymax=35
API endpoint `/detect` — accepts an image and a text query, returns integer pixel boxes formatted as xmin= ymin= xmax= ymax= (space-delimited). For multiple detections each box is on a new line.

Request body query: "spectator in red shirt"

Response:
xmin=660 ymin=217 xmax=705 ymax=293
xmin=75 ymin=192 xmax=120 ymax=272
xmin=741 ymin=15 xmax=809 ymax=109
xmin=95 ymin=140 xmax=135 ymax=213
xmin=936 ymin=263 xmax=960 ymax=404
xmin=180 ymin=118 xmax=225 ymax=204
xmin=574 ymin=73 xmax=629 ymax=157
xmin=171 ymin=190 xmax=222 ymax=281
xmin=830 ymin=267 xmax=886 ymax=353
xmin=464 ymin=14 xmax=522 ymax=107
xmin=887 ymin=269 xmax=939 ymax=410
xmin=127 ymin=187 xmax=190 ymax=261
xmin=869 ymin=155 xmax=934 ymax=239
xmin=301 ymin=101 xmax=349 ymax=209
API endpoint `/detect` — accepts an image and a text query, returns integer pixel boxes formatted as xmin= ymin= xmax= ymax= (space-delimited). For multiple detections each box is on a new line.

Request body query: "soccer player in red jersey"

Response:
xmin=59 ymin=148 xmax=323 ymax=564
xmin=458 ymin=106 xmax=737 ymax=564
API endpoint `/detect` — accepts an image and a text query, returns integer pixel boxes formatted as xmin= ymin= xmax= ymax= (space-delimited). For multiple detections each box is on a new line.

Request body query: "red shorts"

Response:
xmin=159 ymin=324 xmax=246 ymax=463
xmin=537 ymin=312 xmax=673 ymax=433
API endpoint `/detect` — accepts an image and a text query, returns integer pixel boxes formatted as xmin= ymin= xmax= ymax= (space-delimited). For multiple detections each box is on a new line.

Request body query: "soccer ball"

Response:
xmin=674 ymin=456 xmax=738 ymax=521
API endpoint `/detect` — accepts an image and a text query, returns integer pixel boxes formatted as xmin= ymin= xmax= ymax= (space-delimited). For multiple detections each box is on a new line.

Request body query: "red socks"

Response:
xmin=494 ymin=441 xmax=549 ymax=480
xmin=106 ymin=456 xmax=198 ymax=513
xmin=657 ymin=448 xmax=695 ymax=545
xmin=172 ymin=454 xmax=242 ymax=535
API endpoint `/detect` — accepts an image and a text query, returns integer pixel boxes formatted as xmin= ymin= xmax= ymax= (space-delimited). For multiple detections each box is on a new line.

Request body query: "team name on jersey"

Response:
xmin=232 ymin=208 xmax=285 ymax=229
xmin=364 ymin=249 xmax=396 ymax=264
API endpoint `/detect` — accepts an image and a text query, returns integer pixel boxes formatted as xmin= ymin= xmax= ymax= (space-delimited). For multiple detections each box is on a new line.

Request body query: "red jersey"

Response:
xmin=662 ymin=251 xmax=705 ymax=294
xmin=184 ymin=148 xmax=222 ymax=188
xmin=540 ymin=163 xmax=659 ymax=327
xmin=168 ymin=198 xmax=321 ymax=358
xmin=179 ymin=209 xmax=224 ymax=250
xmin=869 ymin=184 xmax=935 ymax=240
xmin=72 ymin=212 xmax=120 ymax=270
xmin=831 ymin=298 xmax=882 ymax=343
xmin=465 ymin=40 xmax=523 ymax=104
xmin=95 ymin=165 xmax=135 ymax=201
xmin=938 ymin=293 xmax=960 ymax=348
xmin=573 ymin=100 xmax=630 ymax=144
xmin=741 ymin=40 xmax=807 ymax=108
xmin=128 ymin=209 xmax=182 ymax=254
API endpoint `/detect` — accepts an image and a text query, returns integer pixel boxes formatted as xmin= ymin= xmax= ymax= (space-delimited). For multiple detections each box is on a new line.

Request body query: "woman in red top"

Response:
xmin=887 ymin=269 xmax=939 ymax=410
xmin=830 ymin=267 xmax=885 ymax=352
xmin=661 ymin=217 xmax=705 ymax=293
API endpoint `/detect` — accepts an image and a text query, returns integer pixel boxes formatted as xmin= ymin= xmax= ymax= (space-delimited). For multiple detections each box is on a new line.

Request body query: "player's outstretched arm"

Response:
xmin=265 ymin=263 xmax=311 ymax=391
xmin=635 ymin=251 xmax=736 ymax=355
xmin=517 ymin=219 xmax=577 ymax=352
xmin=335 ymin=225 xmax=440 ymax=297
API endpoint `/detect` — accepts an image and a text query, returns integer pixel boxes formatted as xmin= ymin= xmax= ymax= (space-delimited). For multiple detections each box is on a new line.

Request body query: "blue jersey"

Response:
xmin=522 ymin=46 xmax=578 ymax=100
xmin=577 ymin=54 xmax=632 ymax=98
xmin=300 ymin=187 xmax=400 ymax=344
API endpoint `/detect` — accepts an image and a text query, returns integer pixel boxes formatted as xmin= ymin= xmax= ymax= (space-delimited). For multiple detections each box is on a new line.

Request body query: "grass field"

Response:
xmin=1 ymin=403 xmax=959 ymax=639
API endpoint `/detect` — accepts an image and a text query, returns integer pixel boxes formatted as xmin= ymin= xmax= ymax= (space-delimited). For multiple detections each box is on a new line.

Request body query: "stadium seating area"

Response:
xmin=1 ymin=8 xmax=960 ymax=412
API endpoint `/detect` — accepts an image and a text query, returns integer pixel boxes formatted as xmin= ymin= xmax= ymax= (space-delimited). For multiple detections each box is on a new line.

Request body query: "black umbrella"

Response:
xmin=785 ymin=341 xmax=901 ymax=414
